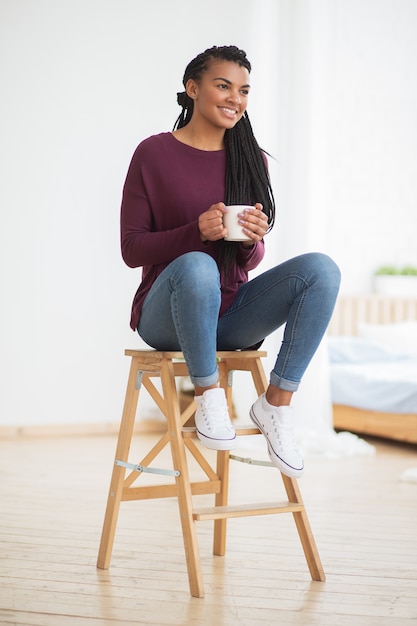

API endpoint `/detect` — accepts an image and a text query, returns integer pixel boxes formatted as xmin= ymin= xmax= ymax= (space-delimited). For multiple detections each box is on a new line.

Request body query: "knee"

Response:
xmin=308 ymin=252 xmax=341 ymax=291
xmin=174 ymin=252 xmax=220 ymax=290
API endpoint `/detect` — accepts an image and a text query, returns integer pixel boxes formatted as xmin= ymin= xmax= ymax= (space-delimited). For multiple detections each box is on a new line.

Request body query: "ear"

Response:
xmin=185 ymin=78 xmax=198 ymax=100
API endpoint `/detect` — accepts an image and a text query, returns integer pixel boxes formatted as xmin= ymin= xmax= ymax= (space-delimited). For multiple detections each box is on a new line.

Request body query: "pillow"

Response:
xmin=358 ymin=320 xmax=417 ymax=358
xmin=327 ymin=335 xmax=405 ymax=363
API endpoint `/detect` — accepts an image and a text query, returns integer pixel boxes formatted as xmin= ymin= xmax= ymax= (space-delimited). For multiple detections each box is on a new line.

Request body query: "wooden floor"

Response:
xmin=1 ymin=430 xmax=417 ymax=625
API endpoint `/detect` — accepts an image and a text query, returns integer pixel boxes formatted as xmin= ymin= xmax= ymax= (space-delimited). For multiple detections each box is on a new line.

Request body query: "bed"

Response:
xmin=327 ymin=295 xmax=417 ymax=444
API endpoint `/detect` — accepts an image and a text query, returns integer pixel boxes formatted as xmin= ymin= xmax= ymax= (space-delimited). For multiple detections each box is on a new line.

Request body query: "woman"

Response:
xmin=120 ymin=45 xmax=340 ymax=478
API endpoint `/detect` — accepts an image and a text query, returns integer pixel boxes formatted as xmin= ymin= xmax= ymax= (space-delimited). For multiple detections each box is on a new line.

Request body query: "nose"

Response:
xmin=228 ymin=89 xmax=241 ymax=105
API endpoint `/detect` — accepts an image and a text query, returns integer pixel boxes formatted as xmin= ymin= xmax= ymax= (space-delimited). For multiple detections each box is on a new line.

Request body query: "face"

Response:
xmin=186 ymin=60 xmax=250 ymax=131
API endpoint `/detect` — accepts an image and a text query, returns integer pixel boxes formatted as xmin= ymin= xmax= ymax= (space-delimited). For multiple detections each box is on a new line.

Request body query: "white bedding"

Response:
xmin=328 ymin=335 xmax=417 ymax=413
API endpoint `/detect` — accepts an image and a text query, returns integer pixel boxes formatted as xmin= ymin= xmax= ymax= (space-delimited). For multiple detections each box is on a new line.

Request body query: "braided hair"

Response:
xmin=173 ymin=45 xmax=276 ymax=277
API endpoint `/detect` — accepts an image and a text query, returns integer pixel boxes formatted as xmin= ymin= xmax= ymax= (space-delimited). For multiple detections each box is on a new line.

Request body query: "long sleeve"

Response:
xmin=121 ymin=153 xmax=205 ymax=268
xmin=119 ymin=133 xmax=266 ymax=329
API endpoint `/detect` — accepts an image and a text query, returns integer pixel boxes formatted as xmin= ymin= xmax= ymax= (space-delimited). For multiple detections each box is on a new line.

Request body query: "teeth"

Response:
xmin=220 ymin=107 xmax=236 ymax=114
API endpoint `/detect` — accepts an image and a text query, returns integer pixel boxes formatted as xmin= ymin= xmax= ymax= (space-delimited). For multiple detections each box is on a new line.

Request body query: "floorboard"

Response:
xmin=1 ymin=432 xmax=416 ymax=625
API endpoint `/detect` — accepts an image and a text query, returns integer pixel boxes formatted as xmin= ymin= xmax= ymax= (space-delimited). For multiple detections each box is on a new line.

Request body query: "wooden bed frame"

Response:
xmin=327 ymin=294 xmax=417 ymax=444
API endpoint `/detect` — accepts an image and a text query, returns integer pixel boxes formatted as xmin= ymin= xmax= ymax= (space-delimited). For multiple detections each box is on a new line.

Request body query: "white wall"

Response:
xmin=274 ymin=0 xmax=417 ymax=292
xmin=0 ymin=0 xmax=281 ymax=428
xmin=322 ymin=0 xmax=417 ymax=292
xmin=1 ymin=0 xmax=416 ymax=429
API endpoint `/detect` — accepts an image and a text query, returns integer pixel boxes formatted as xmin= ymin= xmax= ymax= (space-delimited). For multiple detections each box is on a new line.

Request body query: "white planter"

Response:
xmin=373 ymin=275 xmax=417 ymax=297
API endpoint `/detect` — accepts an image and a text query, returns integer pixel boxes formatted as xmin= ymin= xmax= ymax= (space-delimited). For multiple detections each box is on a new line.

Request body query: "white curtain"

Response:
xmin=236 ymin=0 xmax=375 ymax=459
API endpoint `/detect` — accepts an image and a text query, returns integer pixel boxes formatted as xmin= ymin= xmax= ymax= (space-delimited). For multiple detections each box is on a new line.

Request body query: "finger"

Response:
xmin=239 ymin=210 xmax=262 ymax=231
xmin=209 ymin=202 xmax=227 ymax=214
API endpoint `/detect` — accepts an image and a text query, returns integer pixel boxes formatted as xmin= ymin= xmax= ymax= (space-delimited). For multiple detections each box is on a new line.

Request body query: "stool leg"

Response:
xmin=281 ymin=474 xmax=326 ymax=581
xmin=249 ymin=357 xmax=325 ymax=581
xmin=97 ymin=357 xmax=140 ymax=570
xmin=213 ymin=450 xmax=230 ymax=556
xmin=212 ymin=361 xmax=232 ymax=556
xmin=249 ymin=357 xmax=268 ymax=396
xmin=160 ymin=358 xmax=205 ymax=598
xmin=211 ymin=357 xmax=268 ymax=557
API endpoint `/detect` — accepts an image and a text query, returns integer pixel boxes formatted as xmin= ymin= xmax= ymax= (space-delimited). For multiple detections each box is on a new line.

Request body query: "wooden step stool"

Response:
xmin=96 ymin=349 xmax=325 ymax=598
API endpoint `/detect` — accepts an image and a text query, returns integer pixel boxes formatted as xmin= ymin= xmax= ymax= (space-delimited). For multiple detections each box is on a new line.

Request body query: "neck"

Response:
xmin=173 ymin=123 xmax=225 ymax=151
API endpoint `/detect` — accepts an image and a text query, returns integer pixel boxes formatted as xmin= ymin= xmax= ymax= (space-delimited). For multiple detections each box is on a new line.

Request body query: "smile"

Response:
xmin=219 ymin=107 xmax=238 ymax=117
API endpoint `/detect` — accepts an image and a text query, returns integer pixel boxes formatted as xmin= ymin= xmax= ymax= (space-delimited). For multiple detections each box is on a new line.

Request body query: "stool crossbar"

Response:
xmin=96 ymin=349 xmax=325 ymax=598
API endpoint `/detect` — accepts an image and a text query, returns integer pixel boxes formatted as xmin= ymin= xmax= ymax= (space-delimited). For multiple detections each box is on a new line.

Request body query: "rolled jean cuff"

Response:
xmin=270 ymin=371 xmax=300 ymax=393
xmin=189 ymin=365 xmax=219 ymax=388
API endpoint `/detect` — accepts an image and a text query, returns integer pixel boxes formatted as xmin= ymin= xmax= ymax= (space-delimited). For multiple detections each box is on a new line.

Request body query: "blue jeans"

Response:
xmin=138 ymin=251 xmax=341 ymax=391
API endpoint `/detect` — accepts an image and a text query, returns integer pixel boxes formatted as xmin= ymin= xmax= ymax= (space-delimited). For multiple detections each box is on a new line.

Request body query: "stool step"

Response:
xmin=235 ymin=425 xmax=262 ymax=436
xmin=182 ymin=424 xmax=261 ymax=438
xmin=193 ymin=500 xmax=304 ymax=521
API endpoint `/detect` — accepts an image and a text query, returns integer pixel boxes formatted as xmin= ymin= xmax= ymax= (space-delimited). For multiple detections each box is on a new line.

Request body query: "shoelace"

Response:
xmin=201 ymin=403 xmax=233 ymax=433
xmin=269 ymin=414 xmax=296 ymax=450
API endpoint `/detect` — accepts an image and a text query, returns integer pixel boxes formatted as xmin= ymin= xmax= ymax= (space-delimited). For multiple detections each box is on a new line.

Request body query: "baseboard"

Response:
xmin=0 ymin=419 xmax=167 ymax=439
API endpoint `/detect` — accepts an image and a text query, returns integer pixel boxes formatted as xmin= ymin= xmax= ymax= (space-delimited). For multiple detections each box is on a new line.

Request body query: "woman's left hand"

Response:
xmin=239 ymin=203 xmax=269 ymax=247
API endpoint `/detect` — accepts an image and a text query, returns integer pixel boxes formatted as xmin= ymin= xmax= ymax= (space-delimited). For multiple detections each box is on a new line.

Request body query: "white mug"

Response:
xmin=223 ymin=205 xmax=254 ymax=242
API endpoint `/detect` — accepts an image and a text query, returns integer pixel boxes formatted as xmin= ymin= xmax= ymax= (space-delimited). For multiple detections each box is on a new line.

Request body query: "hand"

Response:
xmin=238 ymin=203 xmax=268 ymax=247
xmin=198 ymin=202 xmax=227 ymax=242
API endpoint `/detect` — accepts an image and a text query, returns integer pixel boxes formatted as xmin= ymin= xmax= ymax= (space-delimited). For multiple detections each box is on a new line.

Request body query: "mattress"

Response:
xmin=328 ymin=335 xmax=417 ymax=414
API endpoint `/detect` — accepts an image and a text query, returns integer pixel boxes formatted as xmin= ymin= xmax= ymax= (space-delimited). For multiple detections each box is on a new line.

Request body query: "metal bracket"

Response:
xmin=115 ymin=459 xmax=180 ymax=477
xmin=230 ymin=454 xmax=274 ymax=468
xmin=136 ymin=371 xmax=143 ymax=390
xmin=227 ymin=370 xmax=234 ymax=387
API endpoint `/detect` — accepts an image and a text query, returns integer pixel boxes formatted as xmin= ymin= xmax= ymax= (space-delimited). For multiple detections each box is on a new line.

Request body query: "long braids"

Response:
xmin=173 ymin=45 xmax=275 ymax=278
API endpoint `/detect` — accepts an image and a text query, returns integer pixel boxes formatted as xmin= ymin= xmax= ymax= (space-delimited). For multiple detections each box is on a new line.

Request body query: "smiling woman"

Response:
xmin=175 ymin=63 xmax=251 ymax=142
xmin=120 ymin=44 xmax=341 ymax=478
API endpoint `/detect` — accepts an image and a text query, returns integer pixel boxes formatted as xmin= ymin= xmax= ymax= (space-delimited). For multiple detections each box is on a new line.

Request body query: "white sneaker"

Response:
xmin=194 ymin=388 xmax=237 ymax=451
xmin=250 ymin=394 xmax=304 ymax=478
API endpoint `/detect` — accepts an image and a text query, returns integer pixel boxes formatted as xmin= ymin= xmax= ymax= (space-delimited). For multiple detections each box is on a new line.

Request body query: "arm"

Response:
xmin=120 ymin=154 xmax=204 ymax=269
xmin=237 ymin=238 xmax=265 ymax=271
xmin=122 ymin=215 xmax=203 ymax=269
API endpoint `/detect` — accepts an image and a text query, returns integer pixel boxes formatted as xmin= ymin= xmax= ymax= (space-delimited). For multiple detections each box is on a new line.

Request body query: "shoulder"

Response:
xmin=134 ymin=132 xmax=174 ymax=157
xmin=127 ymin=133 xmax=178 ymax=175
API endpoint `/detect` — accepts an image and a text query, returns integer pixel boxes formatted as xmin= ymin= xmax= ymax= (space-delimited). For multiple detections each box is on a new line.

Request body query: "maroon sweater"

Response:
xmin=120 ymin=132 xmax=265 ymax=330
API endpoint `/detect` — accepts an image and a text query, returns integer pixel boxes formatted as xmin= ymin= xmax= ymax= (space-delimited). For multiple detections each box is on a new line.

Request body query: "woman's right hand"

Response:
xmin=198 ymin=202 xmax=228 ymax=242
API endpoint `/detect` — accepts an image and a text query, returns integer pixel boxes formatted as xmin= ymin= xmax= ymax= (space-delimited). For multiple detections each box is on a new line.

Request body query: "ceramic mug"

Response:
xmin=223 ymin=205 xmax=254 ymax=242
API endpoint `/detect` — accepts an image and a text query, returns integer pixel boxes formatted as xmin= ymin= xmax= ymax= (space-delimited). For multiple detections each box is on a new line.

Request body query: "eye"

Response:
xmin=240 ymin=89 xmax=249 ymax=96
xmin=217 ymin=83 xmax=228 ymax=90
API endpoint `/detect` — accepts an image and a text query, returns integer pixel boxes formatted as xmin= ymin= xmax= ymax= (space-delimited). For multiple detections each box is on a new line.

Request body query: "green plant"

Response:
xmin=375 ymin=265 xmax=417 ymax=276
xmin=375 ymin=265 xmax=399 ymax=275
xmin=402 ymin=266 xmax=417 ymax=276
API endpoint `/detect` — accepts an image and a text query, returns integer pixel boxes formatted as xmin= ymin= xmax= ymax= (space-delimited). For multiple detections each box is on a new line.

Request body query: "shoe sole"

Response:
xmin=249 ymin=408 xmax=304 ymax=479
xmin=196 ymin=429 xmax=238 ymax=451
